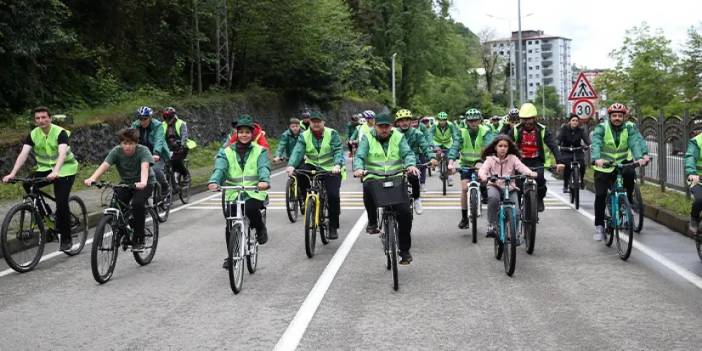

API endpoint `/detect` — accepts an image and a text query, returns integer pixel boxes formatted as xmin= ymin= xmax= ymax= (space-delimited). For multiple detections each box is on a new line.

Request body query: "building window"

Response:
xmin=536 ymin=40 xmax=539 ymax=44
xmin=536 ymin=65 xmax=540 ymax=70
xmin=500 ymin=43 xmax=504 ymax=47
xmin=529 ymin=90 xmax=534 ymax=95
xmin=529 ymin=76 xmax=533 ymax=80
xmin=528 ymin=40 xmax=532 ymax=44
xmin=528 ymin=49 xmax=532 ymax=53
xmin=529 ymin=66 xmax=533 ymax=70
xmin=499 ymin=51 xmax=504 ymax=55
xmin=528 ymin=58 xmax=532 ymax=62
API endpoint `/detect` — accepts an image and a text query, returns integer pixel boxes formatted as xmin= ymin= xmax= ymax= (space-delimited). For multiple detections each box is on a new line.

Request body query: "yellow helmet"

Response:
xmin=395 ymin=109 xmax=413 ymax=120
xmin=519 ymin=103 xmax=538 ymax=118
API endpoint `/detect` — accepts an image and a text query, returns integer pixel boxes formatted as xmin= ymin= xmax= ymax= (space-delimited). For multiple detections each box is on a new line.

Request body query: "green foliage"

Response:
xmin=532 ymin=86 xmax=563 ymax=118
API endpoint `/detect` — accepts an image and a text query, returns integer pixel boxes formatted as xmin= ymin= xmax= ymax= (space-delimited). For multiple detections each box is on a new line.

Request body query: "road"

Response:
xmin=1 ymin=163 xmax=702 ymax=350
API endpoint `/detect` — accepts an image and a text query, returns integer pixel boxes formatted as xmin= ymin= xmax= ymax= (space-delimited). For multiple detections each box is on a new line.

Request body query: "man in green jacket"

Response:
xmin=431 ymin=111 xmax=460 ymax=187
xmin=132 ymin=106 xmax=170 ymax=194
xmin=591 ymin=103 xmax=650 ymax=241
xmin=286 ymin=112 xmax=345 ymax=239
xmin=395 ymin=109 xmax=437 ymax=215
xmin=274 ymin=118 xmax=302 ymax=162
xmin=683 ymin=118 xmax=702 ymax=235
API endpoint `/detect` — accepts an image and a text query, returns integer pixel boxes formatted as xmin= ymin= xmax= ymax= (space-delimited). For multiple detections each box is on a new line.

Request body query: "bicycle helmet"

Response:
xmin=162 ymin=107 xmax=177 ymax=119
xmin=137 ymin=106 xmax=153 ymax=118
xmin=464 ymin=108 xmax=482 ymax=121
xmin=437 ymin=111 xmax=448 ymax=120
xmin=395 ymin=109 xmax=413 ymax=121
xmin=362 ymin=110 xmax=376 ymax=119
xmin=518 ymin=103 xmax=538 ymax=118
xmin=508 ymin=108 xmax=520 ymax=119
xmin=358 ymin=117 xmax=367 ymax=125
xmin=300 ymin=109 xmax=311 ymax=119
xmin=490 ymin=115 xmax=501 ymax=121
xmin=607 ymin=102 xmax=628 ymax=115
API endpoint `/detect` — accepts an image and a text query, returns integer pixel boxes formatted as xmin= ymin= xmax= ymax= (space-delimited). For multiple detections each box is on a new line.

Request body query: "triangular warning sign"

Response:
xmin=568 ymin=72 xmax=598 ymax=100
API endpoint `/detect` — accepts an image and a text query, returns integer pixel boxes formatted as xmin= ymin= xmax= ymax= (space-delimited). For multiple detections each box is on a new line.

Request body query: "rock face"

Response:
xmin=0 ymin=96 xmax=384 ymax=174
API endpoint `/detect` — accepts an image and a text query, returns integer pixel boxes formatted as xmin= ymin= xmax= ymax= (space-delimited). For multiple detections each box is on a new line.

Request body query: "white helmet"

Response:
xmin=358 ymin=117 xmax=367 ymax=124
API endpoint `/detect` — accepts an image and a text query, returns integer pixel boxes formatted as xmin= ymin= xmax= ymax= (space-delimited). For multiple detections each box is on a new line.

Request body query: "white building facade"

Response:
xmin=487 ymin=30 xmax=572 ymax=111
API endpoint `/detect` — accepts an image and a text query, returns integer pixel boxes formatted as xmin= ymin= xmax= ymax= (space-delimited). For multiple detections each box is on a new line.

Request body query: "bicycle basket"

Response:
xmin=367 ymin=177 xmax=409 ymax=207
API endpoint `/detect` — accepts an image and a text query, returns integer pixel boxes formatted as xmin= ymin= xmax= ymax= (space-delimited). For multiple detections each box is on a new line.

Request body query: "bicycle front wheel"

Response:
xmin=228 ymin=222 xmax=245 ymax=294
xmin=154 ymin=184 xmax=171 ymax=223
xmin=91 ymin=214 xmax=119 ymax=284
xmin=615 ymin=194 xmax=634 ymax=260
xmin=469 ymin=188 xmax=479 ymax=244
xmin=285 ymin=177 xmax=299 ymax=223
xmin=178 ymin=174 xmax=191 ymax=204
xmin=319 ymin=197 xmax=329 ymax=245
xmin=523 ymin=188 xmax=537 ymax=255
xmin=604 ymin=195 xmax=615 ymax=247
xmin=133 ymin=209 xmax=159 ymax=265
xmin=503 ymin=207 xmax=517 ymax=276
xmin=247 ymin=209 xmax=264 ymax=273
xmin=1 ymin=203 xmax=45 ymax=273
xmin=631 ymin=182 xmax=644 ymax=233
xmin=696 ymin=222 xmax=702 ymax=262
xmin=570 ymin=168 xmax=580 ymax=210
xmin=64 ymin=195 xmax=88 ymax=256
xmin=386 ymin=215 xmax=399 ymax=291
xmin=304 ymin=198 xmax=317 ymax=258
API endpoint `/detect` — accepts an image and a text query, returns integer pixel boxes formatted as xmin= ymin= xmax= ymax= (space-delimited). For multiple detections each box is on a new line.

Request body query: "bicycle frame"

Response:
xmin=296 ymin=170 xmax=330 ymax=229
xmin=497 ymin=178 xmax=520 ymax=244
xmin=222 ymin=185 xmax=259 ymax=260
xmin=460 ymin=167 xmax=482 ymax=217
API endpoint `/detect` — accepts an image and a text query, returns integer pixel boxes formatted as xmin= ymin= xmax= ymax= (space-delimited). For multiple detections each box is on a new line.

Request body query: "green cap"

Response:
xmin=375 ymin=113 xmax=393 ymax=125
xmin=309 ymin=111 xmax=324 ymax=121
xmin=235 ymin=115 xmax=255 ymax=129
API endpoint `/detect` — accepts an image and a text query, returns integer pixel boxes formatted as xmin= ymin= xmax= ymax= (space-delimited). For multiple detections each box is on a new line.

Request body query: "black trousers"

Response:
xmin=408 ymin=173 xmax=420 ymax=199
xmin=25 ymin=171 xmax=75 ymax=243
xmin=363 ymin=182 xmax=413 ymax=252
xmin=691 ymin=185 xmax=702 ymax=222
xmin=225 ymin=198 xmax=265 ymax=249
xmin=593 ymin=169 xmax=636 ymax=226
xmin=297 ymin=164 xmax=341 ymax=229
xmin=114 ymin=184 xmax=153 ymax=242
xmin=519 ymin=159 xmax=546 ymax=201
xmin=170 ymin=149 xmax=190 ymax=178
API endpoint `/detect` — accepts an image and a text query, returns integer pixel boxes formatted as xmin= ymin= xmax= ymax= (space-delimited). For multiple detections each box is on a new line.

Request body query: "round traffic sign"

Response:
xmin=572 ymin=99 xmax=595 ymax=119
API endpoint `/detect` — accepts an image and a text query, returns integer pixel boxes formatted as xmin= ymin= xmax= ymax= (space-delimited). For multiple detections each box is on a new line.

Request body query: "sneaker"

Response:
xmin=563 ymin=187 xmax=570 ymax=194
xmin=486 ymin=225 xmax=497 ymax=238
xmin=366 ymin=224 xmax=380 ymax=235
xmin=257 ymin=225 xmax=268 ymax=245
xmin=222 ymin=258 xmax=232 ymax=269
xmin=593 ymin=225 xmax=604 ymax=241
xmin=399 ymin=251 xmax=413 ymax=265
xmin=538 ymin=199 xmax=545 ymax=212
xmin=458 ymin=218 xmax=470 ymax=229
xmin=447 ymin=177 xmax=454 ymax=187
xmin=131 ymin=242 xmax=145 ymax=252
xmin=414 ymin=198 xmax=424 ymax=215
xmin=59 ymin=237 xmax=73 ymax=252
xmin=327 ymin=226 xmax=338 ymax=240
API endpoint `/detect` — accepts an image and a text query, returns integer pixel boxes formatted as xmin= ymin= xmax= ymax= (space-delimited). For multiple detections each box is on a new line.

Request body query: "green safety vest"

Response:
xmin=356 ymin=123 xmax=373 ymax=142
xmin=513 ymin=123 xmax=555 ymax=167
xmin=162 ymin=119 xmax=197 ymax=149
xmin=364 ymin=131 xmax=403 ymax=181
xmin=30 ymin=124 xmax=79 ymax=176
xmin=694 ymin=134 xmax=702 ymax=174
xmin=433 ymin=123 xmax=454 ymax=148
xmin=593 ymin=123 xmax=629 ymax=173
xmin=303 ymin=127 xmax=334 ymax=171
xmin=460 ymin=125 xmax=490 ymax=166
xmin=223 ymin=144 xmax=267 ymax=201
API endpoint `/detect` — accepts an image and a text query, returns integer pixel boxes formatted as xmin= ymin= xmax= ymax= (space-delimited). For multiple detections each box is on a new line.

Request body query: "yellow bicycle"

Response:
xmin=294 ymin=169 xmax=332 ymax=258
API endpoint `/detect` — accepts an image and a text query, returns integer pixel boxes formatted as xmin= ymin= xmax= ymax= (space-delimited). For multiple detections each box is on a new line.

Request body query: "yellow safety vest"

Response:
xmin=30 ymin=124 xmax=79 ymax=176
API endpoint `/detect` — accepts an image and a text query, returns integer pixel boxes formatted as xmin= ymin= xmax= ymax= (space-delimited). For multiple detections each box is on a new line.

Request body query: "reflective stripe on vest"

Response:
xmin=433 ymin=123 xmax=454 ymax=148
xmin=695 ymin=134 xmax=702 ymax=173
xmin=593 ymin=123 xmax=629 ymax=173
xmin=364 ymin=131 xmax=403 ymax=181
xmin=512 ymin=123 xmax=555 ymax=167
xmin=303 ymin=127 xmax=334 ymax=171
xmin=162 ymin=119 xmax=197 ymax=149
xmin=30 ymin=124 xmax=79 ymax=176
xmin=223 ymin=145 xmax=267 ymax=201
xmin=460 ymin=125 xmax=489 ymax=166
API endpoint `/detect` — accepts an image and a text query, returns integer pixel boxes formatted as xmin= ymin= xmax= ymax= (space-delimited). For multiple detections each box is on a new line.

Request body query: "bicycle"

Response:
xmin=436 ymin=148 xmax=450 ymax=196
xmin=630 ymin=174 xmax=644 ymax=233
xmin=294 ymin=169 xmax=332 ymax=258
xmin=364 ymin=168 xmax=411 ymax=291
xmin=152 ymin=168 xmax=172 ymax=223
xmin=560 ymin=146 xmax=586 ymax=210
xmin=491 ymin=174 xmax=531 ymax=276
xmin=166 ymin=159 xmax=191 ymax=205
xmin=90 ymin=181 xmax=159 ymax=284
xmin=518 ymin=166 xmax=543 ymax=255
xmin=220 ymin=185 xmax=267 ymax=294
xmin=1 ymin=177 xmax=87 ymax=273
xmin=601 ymin=162 xmax=639 ymax=261
xmin=459 ymin=166 xmax=482 ymax=244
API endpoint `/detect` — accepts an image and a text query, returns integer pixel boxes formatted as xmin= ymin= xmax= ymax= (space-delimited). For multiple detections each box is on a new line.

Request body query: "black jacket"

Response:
xmin=557 ymin=124 xmax=591 ymax=148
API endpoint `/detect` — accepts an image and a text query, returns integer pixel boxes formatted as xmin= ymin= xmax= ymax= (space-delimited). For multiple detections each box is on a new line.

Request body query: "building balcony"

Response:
xmin=541 ymin=43 xmax=553 ymax=51
xmin=541 ymin=51 xmax=552 ymax=59
xmin=542 ymin=68 xmax=553 ymax=76
xmin=543 ymin=78 xmax=554 ymax=84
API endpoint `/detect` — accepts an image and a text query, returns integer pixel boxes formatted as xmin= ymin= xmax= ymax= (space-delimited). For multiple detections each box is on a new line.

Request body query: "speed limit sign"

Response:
xmin=572 ymin=99 xmax=595 ymax=118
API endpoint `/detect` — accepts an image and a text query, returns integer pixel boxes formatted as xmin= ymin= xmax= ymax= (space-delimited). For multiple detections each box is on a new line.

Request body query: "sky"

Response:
xmin=451 ymin=0 xmax=701 ymax=69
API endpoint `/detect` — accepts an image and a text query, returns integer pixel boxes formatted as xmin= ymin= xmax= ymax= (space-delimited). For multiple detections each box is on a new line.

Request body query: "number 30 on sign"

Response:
xmin=572 ymin=99 xmax=595 ymax=118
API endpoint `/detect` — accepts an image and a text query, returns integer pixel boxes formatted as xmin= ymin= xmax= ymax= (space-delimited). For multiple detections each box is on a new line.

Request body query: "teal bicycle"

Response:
xmin=602 ymin=162 xmax=639 ymax=261
xmin=490 ymin=174 xmax=532 ymax=277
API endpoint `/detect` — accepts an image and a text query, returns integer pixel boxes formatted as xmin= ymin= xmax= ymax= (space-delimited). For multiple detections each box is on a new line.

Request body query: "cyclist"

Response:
xmin=226 ymin=116 xmax=270 ymax=150
xmin=346 ymin=113 xmax=361 ymax=140
xmin=684 ymin=117 xmax=702 ymax=236
xmin=558 ymin=113 xmax=591 ymax=193
xmin=3 ymin=106 xmax=80 ymax=252
xmin=353 ymin=113 xmax=420 ymax=264
xmin=394 ymin=109 xmax=437 ymax=214
xmin=350 ymin=110 xmax=376 ymax=143
xmin=416 ymin=116 xmax=433 ymax=189
xmin=162 ymin=107 xmax=195 ymax=183
xmin=286 ymin=111 xmax=345 ymax=240
xmin=299 ymin=109 xmax=312 ymax=131
xmin=489 ymin=115 xmax=503 ymax=134
xmin=499 ymin=108 xmax=521 ymax=135
xmin=274 ymin=118 xmax=303 ymax=162
xmin=431 ymin=111 xmax=460 ymax=187
xmin=456 ymin=113 xmax=467 ymax=129
xmin=132 ymin=106 xmax=171 ymax=195
xmin=207 ymin=116 xmax=270 ymax=267
xmin=505 ymin=103 xmax=565 ymax=212
xmin=478 ymin=135 xmax=538 ymax=238
xmin=591 ymin=103 xmax=649 ymax=241
xmin=84 ymin=128 xmax=154 ymax=251
xmin=448 ymin=108 xmax=494 ymax=229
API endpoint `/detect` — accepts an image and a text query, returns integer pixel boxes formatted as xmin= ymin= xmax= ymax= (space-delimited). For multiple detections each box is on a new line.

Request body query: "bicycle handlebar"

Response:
xmin=362 ymin=169 xmax=408 ymax=178
xmin=220 ymin=185 xmax=261 ymax=192
xmin=92 ymin=181 xmax=134 ymax=189
xmin=293 ymin=169 xmax=333 ymax=176
xmin=559 ymin=146 xmax=589 ymax=152
xmin=5 ymin=177 xmax=49 ymax=184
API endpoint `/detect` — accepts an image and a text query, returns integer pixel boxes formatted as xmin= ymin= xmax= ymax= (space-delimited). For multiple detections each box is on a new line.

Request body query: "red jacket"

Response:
xmin=228 ymin=123 xmax=270 ymax=150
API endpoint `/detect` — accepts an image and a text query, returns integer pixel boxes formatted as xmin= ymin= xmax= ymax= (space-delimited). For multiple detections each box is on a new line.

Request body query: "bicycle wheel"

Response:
xmin=228 ymin=222 xmax=245 ymax=294
xmin=696 ymin=222 xmax=702 ymax=262
xmin=247 ymin=209 xmax=263 ymax=273
xmin=178 ymin=174 xmax=191 ymax=204
xmin=91 ymin=214 xmax=119 ymax=284
xmin=320 ymin=197 xmax=329 ymax=245
xmin=285 ymin=177 xmax=299 ymax=223
xmin=604 ymin=194 xmax=614 ymax=247
xmin=304 ymin=198 xmax=317 ymax=258
xmin=441 ymin=161 xmax=448 ymax=196
xmin=1 ymin=203 xmax=45 ymax=273
xmin=631 ymin=182 xmax=644 ymax=233
xmin=64 ymin=195 xmax=88 ymax=256
xmin=469 ymin=188 xmax=479 ymax=244
xmin=133 ymin=209 xmax=159 ymax=265
xmin=386 ymin=215 xmax=399 ymax=291
xmin=615 ymin=194 xmax=634 ymax=260
xmin=154 ymin=184 xmax=171 ymax=223
xmin=570 ymin=168 xmax=580 ymax=210
xmin=523 ymin=188 xmax=537 ymax=255
xmin=503 ymin=207 xmax=517 ymax=276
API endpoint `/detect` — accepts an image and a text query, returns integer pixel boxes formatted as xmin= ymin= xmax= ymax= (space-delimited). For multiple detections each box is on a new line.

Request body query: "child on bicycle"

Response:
xmin=478 ymin=135 xmax=537 ymax=238
xmin=84 ymin=128 xmax=155 ymax=251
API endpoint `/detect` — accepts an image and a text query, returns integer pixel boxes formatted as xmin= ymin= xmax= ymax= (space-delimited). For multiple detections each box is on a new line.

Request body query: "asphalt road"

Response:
xmin=1 ymin=163 xmax=702 ymax=351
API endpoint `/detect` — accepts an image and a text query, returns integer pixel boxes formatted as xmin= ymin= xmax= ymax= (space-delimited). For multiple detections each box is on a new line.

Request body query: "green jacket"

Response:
xmin=448 ymin=126 xmax=495 ymax=161
xmin=345 ymin=122 xmax=359 ymax=140
xmin=208 ymin=142 xmax=271 ymax=187
xmin=287 ymin=127 xmax=345 ymax=168
xmin=275 ymin=128 xmax=302 ymax=159
xmin=685 ymin=136 xmax=701 ymax=176
xmin=418 ymin=123 xmax=432 ymax=146
xmin=590 ymin=122 xmax=645 ymax=162
xmin=398 ymin=127 xmax=435 ymax=160
xmin=430 ymin=122 xmax=460 ymax=148
xmin=353 ymin=129 xmax=416 ymax=171
xmin=131 ymin=119 xmax=170 ymax=160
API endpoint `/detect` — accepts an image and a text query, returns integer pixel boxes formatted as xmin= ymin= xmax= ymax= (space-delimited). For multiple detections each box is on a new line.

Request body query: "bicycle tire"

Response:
xmin=631 ymin=182 xmax=644 ymax=233
xmin=570 ymin=167 xmax=580 ymax=210
xmin=91 ymin=214 xmax=119 ymax=284
xmin=304 ymin=198 xmax=317 ymax=258
xmin=178 ymin=174 xmax=191 ymax=204
xmin=320 ymin=197 xmax=329 ymax=245
xmin=247 ymin=209 xmax=263 ymax=273
xmin=1 ymin=203 xmax=45 ymax=273
xmin=523 ymin=187 xmax=537 ymax=255
xmin=154 ymin=184 xmax=171 ymax=223
xmin=615 ymin=194 xmax=634 ymax=260
xmin=494 ymin=219 xmax=503 ymax=260
xmin=285 ymin=177 xmax=299 ymax=223
xmin=228 ymin=222 xmax=245 ymax=294
xmin=469 ymin=188 xmax=478 ymax=244
xmin=696 ymin=222 xmax=702 ymax=262
xmin=604 ymin=194 xmax=615 ymax=247
xmin=64 ymin=195 xmax=88 ymax=256
xmin=503 ymin=207 xmax=517 ymax=276
xmin=441 ymin=160 xmax=448 ymax=196
xmin=386 ymin=215 xmax=399 ymax=291
xmin=133 ymin=209 xmax=159 ymax=265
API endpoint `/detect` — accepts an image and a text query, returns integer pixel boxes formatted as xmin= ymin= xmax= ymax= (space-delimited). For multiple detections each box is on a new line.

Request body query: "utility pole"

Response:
xmin=516 ymin=0 xmax=524 ymax=105
xmin=215 ymin=0 xmax=230 ymax=88
xmin=392 ymin=53 xmax=397 ymax=108
xmin=193 ymin=0 xmax=202 ymax=94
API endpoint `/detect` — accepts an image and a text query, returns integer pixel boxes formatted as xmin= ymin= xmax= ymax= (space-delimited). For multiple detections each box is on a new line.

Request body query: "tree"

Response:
xmin=680 ymin=26 xmax=702 ymax=107
xmin=532 ymin=86 xmax=562 ymax=118
xmin=478 ymin=28 xmax=503 ymax=95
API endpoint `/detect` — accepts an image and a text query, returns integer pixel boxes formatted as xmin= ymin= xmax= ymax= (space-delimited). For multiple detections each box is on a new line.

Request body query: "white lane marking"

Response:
xmin=0 ymin=169 xmax=289 ymax=278
xmin=274 ymin=212 xmax=368 ymax=351
xmin=547 ymin=189 xmax=702 ymax=291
